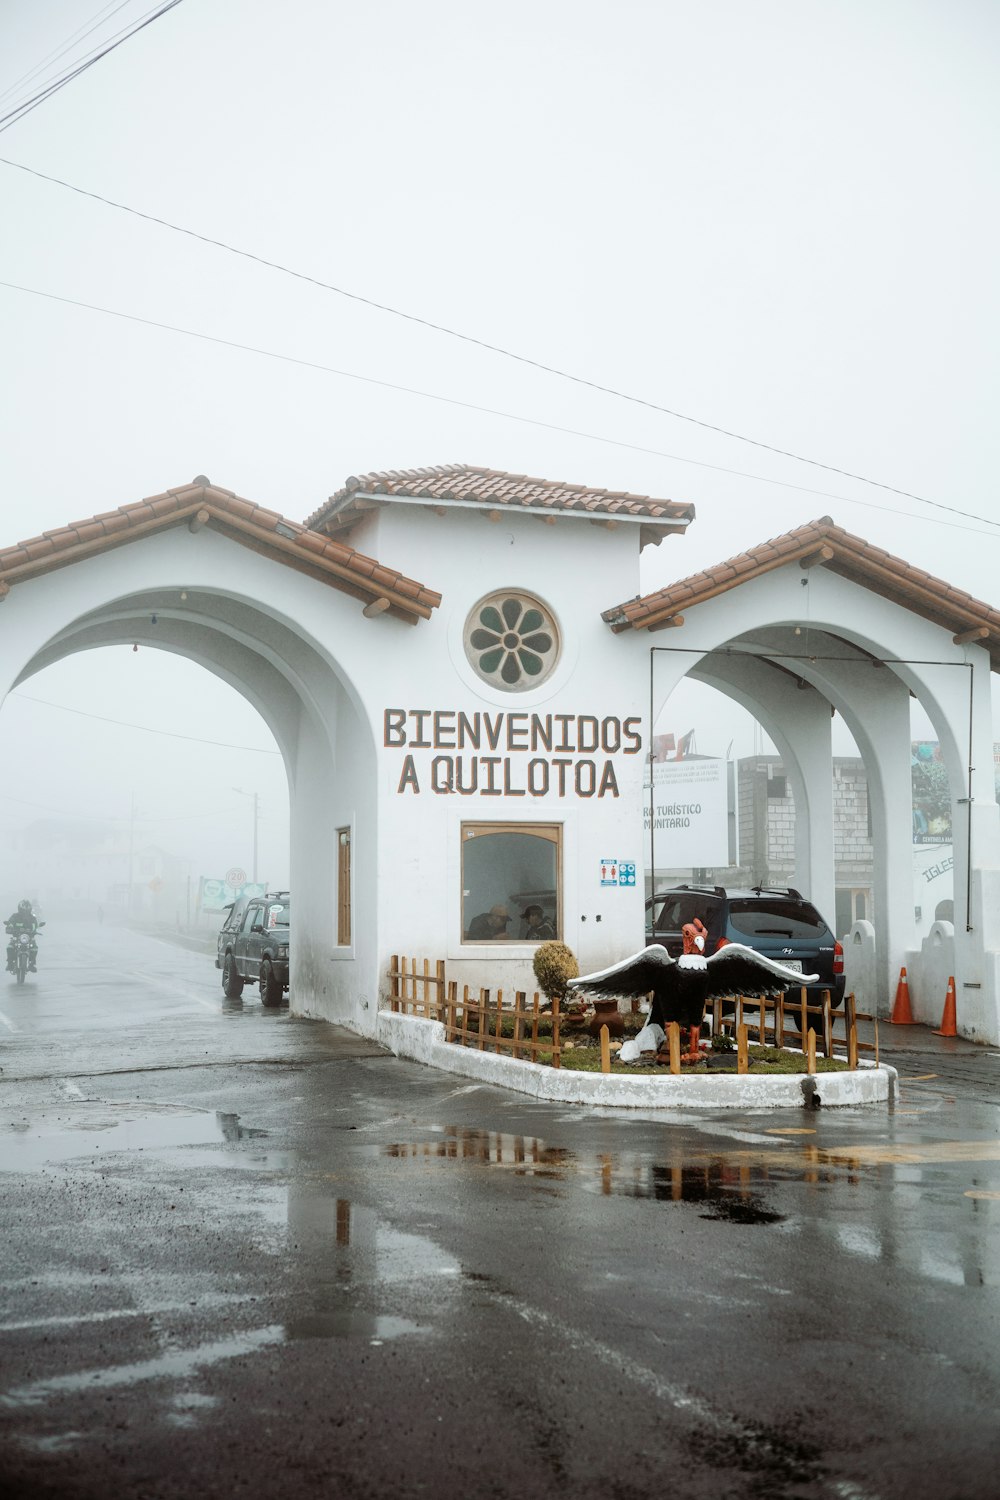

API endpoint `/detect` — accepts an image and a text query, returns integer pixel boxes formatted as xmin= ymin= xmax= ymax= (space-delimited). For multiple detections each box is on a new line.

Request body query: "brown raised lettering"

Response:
xmin=384 ymin=708 xmax=407 ymax=747
xmin=433 ymin=710 xmax=456 ymax=749
xmin=397 ymin=755 xmax=420 ymax=793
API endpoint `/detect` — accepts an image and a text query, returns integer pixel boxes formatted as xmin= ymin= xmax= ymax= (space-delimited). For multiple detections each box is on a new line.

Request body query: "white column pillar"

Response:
xmin=693 ymin=653 xmax=835 ymax=916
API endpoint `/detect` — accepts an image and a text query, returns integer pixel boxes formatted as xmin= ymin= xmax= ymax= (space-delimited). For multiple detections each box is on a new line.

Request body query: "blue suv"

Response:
xmin=645 ymin=884 xmax=845 ymax=1007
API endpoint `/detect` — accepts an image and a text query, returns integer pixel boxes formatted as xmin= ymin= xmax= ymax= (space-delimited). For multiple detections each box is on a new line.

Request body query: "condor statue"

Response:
xmin=567 ymin=920 xmax=817 ymax=1063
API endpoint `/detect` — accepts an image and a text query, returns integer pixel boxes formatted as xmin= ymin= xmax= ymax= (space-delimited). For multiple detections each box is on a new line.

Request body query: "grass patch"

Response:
xmin=558 ymin=1042 xmax=850 ymax=1075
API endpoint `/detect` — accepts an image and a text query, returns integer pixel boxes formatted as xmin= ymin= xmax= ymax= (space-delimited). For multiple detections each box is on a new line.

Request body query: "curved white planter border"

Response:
xmin=375 ymin=1012 xmax=896 ymax=1109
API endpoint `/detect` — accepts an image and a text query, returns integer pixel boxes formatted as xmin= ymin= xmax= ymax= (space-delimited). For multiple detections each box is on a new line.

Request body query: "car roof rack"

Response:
xmin=673 ymin=883 xmax=727 ymax=898
xmin=750 ymin=885 xmax=803 ymax=901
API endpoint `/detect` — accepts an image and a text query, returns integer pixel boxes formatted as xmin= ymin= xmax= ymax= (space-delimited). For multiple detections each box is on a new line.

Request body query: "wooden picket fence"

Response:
xmin=387 ymin=956 xmax=446 ymax=1019
xmin=442 ymin=983 xmax=562 ymax=1067
xmin=709 ymin=989 xmax=876 ymax=1068
xmin=386 ymin=958 xmax=562 ymax=1066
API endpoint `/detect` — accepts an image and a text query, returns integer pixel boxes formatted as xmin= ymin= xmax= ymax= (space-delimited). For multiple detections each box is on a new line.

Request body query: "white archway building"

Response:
xmin=2 ymin=471 xmax=998 ymax=1043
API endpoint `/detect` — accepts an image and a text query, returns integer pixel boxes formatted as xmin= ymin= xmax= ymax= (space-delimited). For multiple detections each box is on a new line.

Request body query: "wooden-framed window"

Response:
xmin=337 ymin=828 xmax=351 ymax=945
xmin=461 ymin=822 xmax=561 ymax=942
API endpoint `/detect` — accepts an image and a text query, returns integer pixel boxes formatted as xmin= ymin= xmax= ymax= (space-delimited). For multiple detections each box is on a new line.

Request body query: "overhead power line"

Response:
xmin=0 ymin=153 xmax=976 ymax=529
xmin=3 ymin=276 xmax=999 ymax=541
xmin=0 ymin=2 xmax=137 ymax=110
xmin=0 ymin=2 xmax=185 ymax=136
xmin=0 ymin=792 xmax=256 ymax=826
xmin=9 ymin=690 xmax=282 ymax=755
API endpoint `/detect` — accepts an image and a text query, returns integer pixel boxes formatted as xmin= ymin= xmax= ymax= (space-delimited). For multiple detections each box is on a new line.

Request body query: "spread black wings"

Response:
xmin=569 ymin=943 xmax=817 ymax=1004
xmin=700 ymin=945 xmax=818 ymax=1000
xmin=567 ymin=944 xmax=677 ymax=1000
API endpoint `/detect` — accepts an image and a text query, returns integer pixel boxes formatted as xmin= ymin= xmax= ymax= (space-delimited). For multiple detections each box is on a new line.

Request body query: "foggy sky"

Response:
xmin=1 ymin=1 xmax=997 ymax=903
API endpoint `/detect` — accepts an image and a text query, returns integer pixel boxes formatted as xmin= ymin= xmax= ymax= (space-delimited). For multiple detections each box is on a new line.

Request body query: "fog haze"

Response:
xmin=1 ymin=0 xmax=997 ymax=916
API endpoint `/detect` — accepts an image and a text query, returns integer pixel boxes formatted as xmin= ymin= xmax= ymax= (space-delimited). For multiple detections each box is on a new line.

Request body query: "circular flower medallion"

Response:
xmin=464 ymin=591 xmax=560 ymax=692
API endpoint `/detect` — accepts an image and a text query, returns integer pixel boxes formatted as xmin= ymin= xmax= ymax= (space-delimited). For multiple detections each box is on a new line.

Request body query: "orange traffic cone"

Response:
xmin=889 ymin=965 xmax=917 ymax=1024
xmin=933 ymin=975 xmax=958 ymax=1037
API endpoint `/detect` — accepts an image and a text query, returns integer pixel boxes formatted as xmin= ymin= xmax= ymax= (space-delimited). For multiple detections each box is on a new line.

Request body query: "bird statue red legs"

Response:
xmin=678 ymin=919 xmax=709 ymax=1062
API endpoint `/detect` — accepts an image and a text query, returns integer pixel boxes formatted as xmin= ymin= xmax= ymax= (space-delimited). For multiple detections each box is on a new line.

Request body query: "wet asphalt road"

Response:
xmin=1 ymin=924 xmax=998 ymax=1500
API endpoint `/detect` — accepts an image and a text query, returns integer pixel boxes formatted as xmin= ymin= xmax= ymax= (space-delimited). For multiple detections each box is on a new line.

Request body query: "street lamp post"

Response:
xmin=232 ymin=788 xmax=259 ymax=884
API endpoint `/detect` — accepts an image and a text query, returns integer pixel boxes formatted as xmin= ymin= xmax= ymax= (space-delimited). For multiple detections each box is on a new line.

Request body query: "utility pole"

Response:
xmin=128 ymin=791 xmax=136 ymax=917
xmin=252 ymin=791 xmax=258 ymax=884
xmin=233 ymin=789 xmax=260 ymax=884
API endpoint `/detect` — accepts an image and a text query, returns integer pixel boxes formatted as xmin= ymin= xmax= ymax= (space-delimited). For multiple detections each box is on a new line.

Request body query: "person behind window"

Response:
xmin=466 ymin=903 xmax=511 ymax=940
xmin=521 ymin=904 xmax=556 ymax=940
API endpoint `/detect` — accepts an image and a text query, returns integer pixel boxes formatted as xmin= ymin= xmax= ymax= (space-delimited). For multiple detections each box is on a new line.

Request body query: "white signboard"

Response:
xmin=642 ymin=758 xmax=728 ymax=866
xmin=913 ymin=842 xmax=954 ymax=941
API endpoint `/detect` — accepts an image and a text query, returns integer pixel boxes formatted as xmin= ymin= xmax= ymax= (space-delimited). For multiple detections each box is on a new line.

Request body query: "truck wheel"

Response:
xmin=260 ymin=959 xmax=283 ymax=1008
xmin=222 ymin=953 xmax=244 ymax=998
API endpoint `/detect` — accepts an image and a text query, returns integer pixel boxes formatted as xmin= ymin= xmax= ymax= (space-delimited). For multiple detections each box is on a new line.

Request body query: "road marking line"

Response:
xmin=503 ymin=1295 xmax=884 ymax=1499
xmin=0 ymin=1292 xmax=256 ymax=1333
xmin=690 ymin=1121 xmax=788 ymax=1145
xmin=964 ymin=1189 xmax=1000 ymax=1200
xmin=2 ymin=1325 xmax=284 ymax=1406
xmin=904 ymin=1074 xmax=938 ymax=1081
xmin=764 ymin=1128 xmax=816 ymax=1135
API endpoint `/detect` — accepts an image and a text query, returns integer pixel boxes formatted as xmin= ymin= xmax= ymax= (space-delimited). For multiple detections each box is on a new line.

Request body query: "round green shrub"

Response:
xmin=532 ymin=941 xmax=580 ymax=1005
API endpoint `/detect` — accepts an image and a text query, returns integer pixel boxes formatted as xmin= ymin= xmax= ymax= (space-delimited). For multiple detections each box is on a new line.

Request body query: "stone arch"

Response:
xmin=0 ymin=530 xmax=389 ymax=1031
xmin=634 ymin=547 xmax=1000 ymax=1034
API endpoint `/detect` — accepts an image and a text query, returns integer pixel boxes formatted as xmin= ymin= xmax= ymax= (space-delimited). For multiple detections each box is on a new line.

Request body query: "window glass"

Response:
xmin=651 ymin=894 xmax=719 ymax=933
xmin=266 ymin=901 xmax=289 ymax=928
xmin=727 ymin=900 xmax=825 ymax=939
xmin=462 ymin=824 xmax=560 ymax=942
xmin=240 ymin=904 xmax=259 ymax=933
xmin=337 ymin=829 xmax=351 ymax=945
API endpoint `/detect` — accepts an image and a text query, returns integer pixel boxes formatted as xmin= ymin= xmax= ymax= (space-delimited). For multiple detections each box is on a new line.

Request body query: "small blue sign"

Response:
xmin=618 ymin=861 xmax=636 ymax=887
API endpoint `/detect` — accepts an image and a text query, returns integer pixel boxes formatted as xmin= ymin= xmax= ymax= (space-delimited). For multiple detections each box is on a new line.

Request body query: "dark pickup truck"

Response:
xmin=216 ymin=891 xmax=290 ymax=1006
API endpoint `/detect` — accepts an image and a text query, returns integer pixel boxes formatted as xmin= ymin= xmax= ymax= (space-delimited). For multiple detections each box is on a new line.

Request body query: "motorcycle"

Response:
xmin=5 ymin=925 xmax=39 ymax=985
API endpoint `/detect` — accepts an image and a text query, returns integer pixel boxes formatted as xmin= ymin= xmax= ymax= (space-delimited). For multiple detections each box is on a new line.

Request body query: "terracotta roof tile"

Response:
xmin=602 ymin=516 xmax=1000 ymax=665
xmin=306 ymin=463 xmax=695 ymax=536
xmin=0 ymin=478 xmax=441 ymax=624
xmin=41 ymin=527 xmax=78 ymax=549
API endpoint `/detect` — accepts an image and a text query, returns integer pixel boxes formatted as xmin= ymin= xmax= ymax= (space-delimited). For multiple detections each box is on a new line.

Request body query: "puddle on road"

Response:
xmin=0 ymin=1108 xmax=267 ymax=1173
xmin=597 ymin=1159 xmax=786 ymax=1223
xmin=276 ymin=1194 xmax=447 ymax=1348
xmin=386 ymin=1126 xmax=574 ymax=1178
xmin=382 ymin=1126 xmax=792 ymax=1222
xmin=286 ymin=1310 xmax=421 ymax=1341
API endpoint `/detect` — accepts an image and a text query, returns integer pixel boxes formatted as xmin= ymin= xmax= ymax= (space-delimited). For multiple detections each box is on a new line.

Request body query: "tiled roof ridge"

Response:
xmin=0 ymin=479 xmax=441 ymax=619
xmin=306 ymin=463 xmax=694 ymax=530
xmin=602 ymin=515 xmax=1000 ymax=641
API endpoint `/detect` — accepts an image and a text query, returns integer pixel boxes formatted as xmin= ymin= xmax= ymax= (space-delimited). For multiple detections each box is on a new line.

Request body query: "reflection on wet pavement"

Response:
xmin=586 ymin=1144 xmax=861 ymax=1209
xmin=600 ymin=1159 xmax=786 ymax=1223
xmin=386 ymin=1126 xmax=573 ymax=1176
xmin=279 ymin=1190 xmax=451 ymax=1346
xmin=380 ymin=1125 xmax=871 ymax=1223
xmin=0 ymin=1106 xmax=267 ymax=1173
xmin=285 ymin=1310 xmax=421 ymax=1341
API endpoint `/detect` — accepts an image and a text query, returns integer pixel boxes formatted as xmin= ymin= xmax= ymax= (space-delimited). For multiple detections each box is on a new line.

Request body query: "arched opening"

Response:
xmin=0 ymin=647 xmax=290 ymax=926
xmin=0 ymin=581 xmax=379 ymax=1028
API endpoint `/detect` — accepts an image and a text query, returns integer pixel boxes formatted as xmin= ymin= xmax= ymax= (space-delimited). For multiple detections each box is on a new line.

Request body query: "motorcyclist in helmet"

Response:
xmin=5 ymin=898 xmax=41 ymax=973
